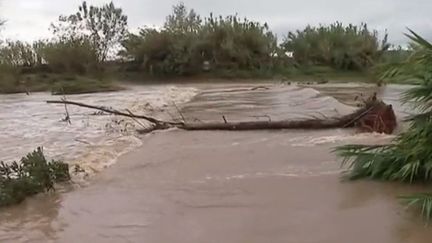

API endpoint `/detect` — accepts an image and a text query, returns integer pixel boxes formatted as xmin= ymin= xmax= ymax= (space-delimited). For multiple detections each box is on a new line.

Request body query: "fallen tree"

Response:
xmin=46 ymin=94 xmax=397 ymax=134
xmin=181 ymin=99 xmax=397 ymax=134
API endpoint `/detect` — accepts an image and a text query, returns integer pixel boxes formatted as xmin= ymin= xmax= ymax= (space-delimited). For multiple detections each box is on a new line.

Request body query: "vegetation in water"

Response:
xmin=335 ymin=30 xmax=432 ymax=221
xmin=0 ymin=148 xmax=70 ymax=207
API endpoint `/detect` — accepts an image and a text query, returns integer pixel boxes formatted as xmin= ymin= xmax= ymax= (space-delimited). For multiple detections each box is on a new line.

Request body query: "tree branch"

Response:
xmin=46 ymin=100 xmax=184 ymax=128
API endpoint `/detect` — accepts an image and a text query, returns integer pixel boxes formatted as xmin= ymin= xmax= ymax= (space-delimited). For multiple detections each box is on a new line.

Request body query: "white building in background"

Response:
xmin=270 ymin=51 xmax=294 ymax=58
xmin=285 ymin=51 xmax=294 ymax=58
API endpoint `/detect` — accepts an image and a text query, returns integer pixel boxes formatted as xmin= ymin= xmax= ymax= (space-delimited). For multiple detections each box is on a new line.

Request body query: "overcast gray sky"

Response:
xmin=1 ymin=0 xmax=431 ymax=44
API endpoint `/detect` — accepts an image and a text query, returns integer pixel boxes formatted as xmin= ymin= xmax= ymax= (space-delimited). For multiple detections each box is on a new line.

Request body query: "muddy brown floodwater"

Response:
xmin=1 ymin=83 xmax=431 ymax=243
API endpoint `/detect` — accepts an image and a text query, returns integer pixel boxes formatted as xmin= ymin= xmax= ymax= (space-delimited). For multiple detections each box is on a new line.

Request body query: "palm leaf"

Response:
xmin=335 ymin=29 xmax=432 ymax=222
xmin=400 ymin=194 xmax=432 ymax=222
xmin=405 ymin=28 xmax=432 ymax=51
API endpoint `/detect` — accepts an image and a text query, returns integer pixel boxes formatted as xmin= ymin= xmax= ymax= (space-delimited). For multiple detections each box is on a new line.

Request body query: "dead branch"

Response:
xmin=47 ymin=100 xmax=184 ymax=129
xmin=61 ymin=95 xmax=71 ymax=124
xmin=126 ymin=109 xmax=148 ymax=129
xmin=342 ymin=105 xmax=376 ymax=128
xmin=173 ymin=101 xmax=186 ymax=123
xmin=222 ymin=116 xmax=228 ymax=124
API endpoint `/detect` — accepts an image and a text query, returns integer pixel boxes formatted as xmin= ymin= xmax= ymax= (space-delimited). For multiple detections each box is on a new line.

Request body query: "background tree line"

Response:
xmin=0 ymin=1 xmax=412 ymax=93
xmin=121 ymin=3 xmax=286 ymax=76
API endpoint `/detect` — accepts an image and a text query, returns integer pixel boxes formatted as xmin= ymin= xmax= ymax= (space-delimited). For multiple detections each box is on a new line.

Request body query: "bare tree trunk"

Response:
xmin=181 ymin=119 xmax=346 ymax=131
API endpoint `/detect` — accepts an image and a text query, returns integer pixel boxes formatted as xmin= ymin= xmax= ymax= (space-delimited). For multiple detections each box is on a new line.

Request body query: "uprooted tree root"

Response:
xmin=47 ymin=94 xmax=397 ymax=135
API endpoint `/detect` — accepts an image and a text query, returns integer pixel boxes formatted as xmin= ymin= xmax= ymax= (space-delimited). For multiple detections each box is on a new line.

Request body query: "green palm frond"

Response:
xmin=405 ymin=28 xmax=432 ymax=51
xmin=402 ymin=77 xmax=432 ymax=111
xmin=400 ymin=194 xmax=432 ymax=222
xmin=334 ymin=144 xmax=398 ymax=180
xmin=336 ymin=29 xmax=432 ymax=221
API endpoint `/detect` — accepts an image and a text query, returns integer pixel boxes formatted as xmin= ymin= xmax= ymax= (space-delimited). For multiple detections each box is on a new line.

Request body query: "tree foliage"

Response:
xmin=51 ymin=1 xmax=128 ymax=61
xmin=0 ymin=41 xmax=38 ymax=67
xmin=0 ymin=38 xmax=99 ymax=74
xmin=282 ymin=22 xmax=390 ymax=70
xmin=164 ymin=2 xmax=202 ymax=33
xmin=0 ymin=1 xmax=411 ymax=88
xmin=39 ymin=38 xmax=99 ymax=74
xmin=336 ymin=30 xmax=432 ymax=220
xmin=121 ymin=3 xmax=286 ymax=75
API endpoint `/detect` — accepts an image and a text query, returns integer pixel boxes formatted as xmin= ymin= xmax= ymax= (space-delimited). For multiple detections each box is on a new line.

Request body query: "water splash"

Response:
xmin=0 ymin=85 xmax=198 ymax=180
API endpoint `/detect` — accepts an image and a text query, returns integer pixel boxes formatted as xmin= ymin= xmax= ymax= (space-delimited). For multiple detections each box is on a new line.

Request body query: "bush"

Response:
xmin=0 ymin=64 xmax=21 ymax=93
xmin=121 ymin=3 xmax=288 ymax=76
xmin=39 ymin=38 xmax=100 ymax=74
xmin=51 ymin=76 xmax=120 ymax=95
xmin=0 ymin=147 xmax=70 ymax=207
xmin=0 ymin=41 xmax=39 ymax=67
xmin=282 ymin=22 xmax=390 ymax=71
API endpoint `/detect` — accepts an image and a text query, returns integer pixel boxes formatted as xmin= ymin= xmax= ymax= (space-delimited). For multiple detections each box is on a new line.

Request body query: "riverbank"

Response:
xmin=119 ymin=69 xmax=375 ymax=84
xmin=0 ymin=73 xmax=123 ymax=95
xmin=0 ymin=65 xmax=382 ymax=95
xmin=1 ymin=66 xmax=421 ymax=95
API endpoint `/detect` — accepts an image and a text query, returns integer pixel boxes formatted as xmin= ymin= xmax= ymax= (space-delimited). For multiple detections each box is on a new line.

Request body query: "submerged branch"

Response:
xmin=46 ymin=100 xmax=184 ymax=129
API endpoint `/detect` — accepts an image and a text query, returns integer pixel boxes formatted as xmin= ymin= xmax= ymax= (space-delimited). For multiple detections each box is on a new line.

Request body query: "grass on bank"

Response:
xmin=119 ymin=65 xmax=376 ymax=84
xmin=0 ymin=148 xmax=71 ymax=207
xmin=209 ymin=66 xmax=373 ymax=82
xmin=0 ymin=72 xmax=122 ymax=95
xmin=0 ymin=63 xmax=417 ymax=95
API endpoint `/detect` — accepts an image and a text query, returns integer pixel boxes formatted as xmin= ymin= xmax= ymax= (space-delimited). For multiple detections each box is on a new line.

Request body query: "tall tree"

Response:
xmin=52 ymin=1 xmax=128 ymax=61
xmin=164 ymin=2 xmax=202 ymax=33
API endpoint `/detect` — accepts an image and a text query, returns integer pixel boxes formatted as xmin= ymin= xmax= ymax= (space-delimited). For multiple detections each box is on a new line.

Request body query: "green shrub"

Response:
xmin=51 ymin=76 xmax=121 ymax=95
xmin=121 ymin=3 xmax=287 ymax=76
xmin=39 ymin=38 xmax=99 ymax=74
xmin=0 ymin=148 xmax=70 ymax=207
xmin=282 ymin=22 xmax=390 ymax=71
xmin=0 ymin=64 xmax=22 ymax=93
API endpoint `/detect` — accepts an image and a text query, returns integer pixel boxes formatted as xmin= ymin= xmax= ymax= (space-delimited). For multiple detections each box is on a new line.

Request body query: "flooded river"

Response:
xmin=0 ymin=85 xmax=197 ymax=177
xmin=1 ymin=82 xmax=431 ymax=243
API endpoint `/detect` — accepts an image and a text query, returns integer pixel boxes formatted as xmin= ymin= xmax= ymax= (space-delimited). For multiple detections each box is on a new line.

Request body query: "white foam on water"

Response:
xmin=71 ymin=86 xmax=198 ymax=178
xmin=1 ymin=83 xmax=409 ymax=182
xmin=0 ymin=85 xmax=198 ymax=180
xmin=291 ymin=132 xmax=396 ymax=147
xmin=201 ymin=170 xmax=343 ymax=182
